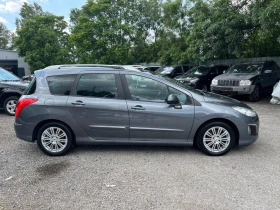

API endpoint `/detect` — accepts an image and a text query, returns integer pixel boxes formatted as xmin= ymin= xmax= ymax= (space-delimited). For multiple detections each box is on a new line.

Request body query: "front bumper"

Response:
xmin=14 ymin=118 xmax=37 ymax=142
xmin=236 ymin=115 xmax=259 ymax=146
xmin=211 ymin=85 xmax=255 ymax=95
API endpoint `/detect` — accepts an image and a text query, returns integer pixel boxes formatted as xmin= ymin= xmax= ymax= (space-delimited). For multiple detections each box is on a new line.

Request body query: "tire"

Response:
xmin=202 ymin=85 xmax=208 ymax=91
xmin=37 ymin=122 xmax=74 ymax=156
xmin=4 ymin=96 xmax=19 ymax=116
xmin=196 ymin=122 xmax=235 ymax=156
xmin=248 ymin=85 xmax=260 ymax=102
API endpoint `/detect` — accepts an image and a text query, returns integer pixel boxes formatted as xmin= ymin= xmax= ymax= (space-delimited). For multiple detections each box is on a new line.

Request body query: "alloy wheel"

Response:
xmin=203 ymin=126 xmax=231 ymax=153
xmin=41 ymin=127 xmax=68 ymax=153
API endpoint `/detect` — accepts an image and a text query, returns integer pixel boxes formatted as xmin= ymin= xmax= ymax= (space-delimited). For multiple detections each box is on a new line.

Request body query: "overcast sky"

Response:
xmin=0 ymin=0 xmax=87 ymax=31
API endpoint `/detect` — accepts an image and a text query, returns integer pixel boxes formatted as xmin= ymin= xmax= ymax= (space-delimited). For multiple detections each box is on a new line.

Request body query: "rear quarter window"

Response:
xmin=47 ymin=74 xmax=77 ymax=95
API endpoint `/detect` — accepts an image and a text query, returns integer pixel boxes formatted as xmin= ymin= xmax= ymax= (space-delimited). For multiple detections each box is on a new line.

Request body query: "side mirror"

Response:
xmin=264 ymin=70 xmax=272 ymax=74
xmin=167 ymin=94 xmax=181 ymax=109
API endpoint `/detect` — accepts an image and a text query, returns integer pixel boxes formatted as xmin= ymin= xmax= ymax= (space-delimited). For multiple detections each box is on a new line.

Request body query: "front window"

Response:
xmin=125 ymin=75 xmax=169 ymax=102
xmin=185 ymin=66 xmax=210 ymax=76
xmin=226 ymin=64 xmax=262 ymax=74
xmin=125 ymin=75 xmax=192 ymax=104
xmin=0 ymin=68 xmax=20 ymax=81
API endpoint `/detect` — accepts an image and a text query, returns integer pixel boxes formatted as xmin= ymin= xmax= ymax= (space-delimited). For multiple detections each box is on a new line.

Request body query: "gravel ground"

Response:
xmin=0 ymin=96 xmax=280 ymax=210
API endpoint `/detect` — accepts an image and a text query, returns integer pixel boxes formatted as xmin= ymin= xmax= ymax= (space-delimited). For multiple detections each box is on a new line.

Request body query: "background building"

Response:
xmin=0 ymin=49 xmax=30 ymax=77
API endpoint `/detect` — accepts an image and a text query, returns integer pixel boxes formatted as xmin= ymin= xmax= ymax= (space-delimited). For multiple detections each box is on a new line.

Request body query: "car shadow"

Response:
xmin=72 ymin=144 xmax=199 ymax=155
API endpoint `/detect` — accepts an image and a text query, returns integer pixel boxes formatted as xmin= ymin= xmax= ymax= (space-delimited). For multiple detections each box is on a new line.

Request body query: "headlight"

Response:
xmin=212 ymin=79 xmax=218 ymax=86
xmin=190 ymin=78 xmax=199 ymax=84
xmin=232 ymin=106 xmax=257 ymax=117
xmin=239 ymin=80 xmax=252 ymax=86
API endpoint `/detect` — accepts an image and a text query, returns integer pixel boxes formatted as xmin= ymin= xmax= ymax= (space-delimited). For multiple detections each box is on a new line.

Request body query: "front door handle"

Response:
xmin=71 ymin=100 xmax=85 ymax=106
xmin=131 ymin=105 xmax=145 ymax=110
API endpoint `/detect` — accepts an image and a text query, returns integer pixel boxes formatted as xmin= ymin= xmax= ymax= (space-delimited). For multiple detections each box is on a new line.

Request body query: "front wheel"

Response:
xmin=196 ymin=122 xmax=235 ymax=156
xmin=4 ymin=96 xmax=19 ymax=116
xmin=37 ymin=122 xmax=74 ymax=156
xmin=248 ymin=85 xmax=260 ymax=102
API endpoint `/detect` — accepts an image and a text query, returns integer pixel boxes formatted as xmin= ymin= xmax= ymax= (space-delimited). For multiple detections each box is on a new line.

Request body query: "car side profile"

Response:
xmin=14 ymin=65 xmax=259 ymax=156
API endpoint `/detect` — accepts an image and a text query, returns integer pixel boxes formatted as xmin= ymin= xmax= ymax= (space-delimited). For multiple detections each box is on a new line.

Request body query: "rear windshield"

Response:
xmin=47 ymin=74 xmax=77 ymax=95
xmin=226 ymin=64 xmax=263 ymax=74
xmin=24 ymin=76 xmax=36 ymax=95
xmin=185 ymin=66 xmax=210 ymax=76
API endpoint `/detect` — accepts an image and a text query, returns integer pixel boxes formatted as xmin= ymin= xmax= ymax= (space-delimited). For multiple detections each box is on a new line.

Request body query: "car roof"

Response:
xmin=44 ymin=64 xmax=125 ymax=70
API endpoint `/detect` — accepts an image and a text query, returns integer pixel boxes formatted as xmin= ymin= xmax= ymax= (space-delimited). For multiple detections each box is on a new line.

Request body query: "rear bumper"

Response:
xmin=14 ymin=118 xmax=36 ymax=142
xmin=211 ymin=85 xmax=255 ymax=95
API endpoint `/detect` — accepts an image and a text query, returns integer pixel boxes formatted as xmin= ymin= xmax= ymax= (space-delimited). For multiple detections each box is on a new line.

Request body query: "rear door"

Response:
xmin=67 ymin=72 xmax=129 ymax=141
xmin=122 ymin=73 xmax=195 ymax=142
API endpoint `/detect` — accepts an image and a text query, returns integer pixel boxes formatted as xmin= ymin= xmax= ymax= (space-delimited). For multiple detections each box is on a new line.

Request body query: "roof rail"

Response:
xmin=44 ymin=64 xmax=125 ymax=70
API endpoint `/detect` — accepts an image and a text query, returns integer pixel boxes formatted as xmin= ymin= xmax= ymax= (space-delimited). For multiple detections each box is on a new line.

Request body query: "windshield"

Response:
xmin=0 ymin=68 xmax=20 ymax=81
xmin=226 ymin=64 xmax=262 ymax=74
xmin=155 ymin=66 xmax=174 ymax=74
xmin=161 ymin=75 xmax=204 ymax=96
xmin=185 ymin=66 xmax=210 ymax=76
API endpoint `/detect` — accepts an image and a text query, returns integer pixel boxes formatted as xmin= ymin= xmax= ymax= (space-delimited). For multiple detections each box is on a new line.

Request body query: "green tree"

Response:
xmin=0 ymin=22 xmax=13 ymax=50
xmin=245 ymin=0 xmax=280 ymax=57
xmin=70 ymin=0 xmax=138 ymax=64
xmin=15 ymin=2 xmax=45 ymax=29
xmin=186 ymin=0 xmax=250 ymax=63
xmin=15 ymin=14 xmax=71 ymax=71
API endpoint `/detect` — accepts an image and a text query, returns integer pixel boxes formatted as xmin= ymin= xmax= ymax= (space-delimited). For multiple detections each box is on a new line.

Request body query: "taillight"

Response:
xmin=15 ymin=98 xmax=38 ymax=118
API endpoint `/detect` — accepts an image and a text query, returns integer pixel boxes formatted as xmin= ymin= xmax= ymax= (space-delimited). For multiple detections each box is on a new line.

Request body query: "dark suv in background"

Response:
xmin=0 ymin=68 xmax=28 ymax=115
xmin=174 ymin=65 xmax=229 ymax=91
xmin=155 ymin=65 xmax=192 ymax=78
xmin=211 ymin=61 xmax=280 ymax=101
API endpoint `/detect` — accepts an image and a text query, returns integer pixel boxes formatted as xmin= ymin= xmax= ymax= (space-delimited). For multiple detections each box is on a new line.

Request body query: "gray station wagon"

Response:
xmin=14 ymin=65 xmax=259 ymax=156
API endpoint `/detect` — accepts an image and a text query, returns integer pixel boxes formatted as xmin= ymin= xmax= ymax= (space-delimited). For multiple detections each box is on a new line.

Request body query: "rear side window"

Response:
xmin=47 ymin=74 xmax=77 ymax=95
xmin=76 ymin=73 xmax=118 ymax=98
xmin=24 ymin=76 xmax=36 ymax=95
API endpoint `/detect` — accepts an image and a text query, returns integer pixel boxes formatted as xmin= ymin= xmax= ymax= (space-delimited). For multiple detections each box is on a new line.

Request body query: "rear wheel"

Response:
xmin=248 ymin=85 xmax=260 ymax=102
xmin=196 ymin=122 xmax=235 ymax=156
xmin=4 ymin=96 xmax=19 ymax=116
xmin=37 ymin=122 xmax=74 ymax=156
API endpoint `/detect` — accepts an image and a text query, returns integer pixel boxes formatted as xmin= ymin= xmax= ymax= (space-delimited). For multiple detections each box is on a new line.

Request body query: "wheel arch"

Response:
xmin=194 ymin=118 xmax=240 ymax=145
xmin=32 ymin=119 xmax=76 ymax=143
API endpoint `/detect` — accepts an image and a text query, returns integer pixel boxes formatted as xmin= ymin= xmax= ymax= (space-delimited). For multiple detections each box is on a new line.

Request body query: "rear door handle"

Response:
xmin=131 ymin=105 xmax=145 ymax=110
xmin=71 ymin=100 xmax=85 ymax=106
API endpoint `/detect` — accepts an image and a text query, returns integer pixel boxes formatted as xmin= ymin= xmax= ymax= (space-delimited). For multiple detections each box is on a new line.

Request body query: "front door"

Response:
xmin=124 ymin=74 xmax=195 ymax=142
xmin=67 ymin=73 xmax=129 ymax=141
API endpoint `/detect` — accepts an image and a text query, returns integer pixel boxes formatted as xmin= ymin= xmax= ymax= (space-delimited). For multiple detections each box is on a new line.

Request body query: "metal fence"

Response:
xmin=206 ymin=57 xmax=280 ymax=66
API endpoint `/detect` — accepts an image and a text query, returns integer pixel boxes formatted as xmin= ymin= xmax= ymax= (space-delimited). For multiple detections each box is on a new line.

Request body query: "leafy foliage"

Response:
xmin=0 ymin=23 xmax=13 ymax=50
xmin=14 ymin=3 xmax=71 ymax=72
xmin=4 ymin=0 xmax=280 ymax=69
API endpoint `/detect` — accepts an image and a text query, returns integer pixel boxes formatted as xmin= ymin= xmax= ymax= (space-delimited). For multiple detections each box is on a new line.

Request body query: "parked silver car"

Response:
xmin=14 ymin=66 xmax=259 ymax=156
